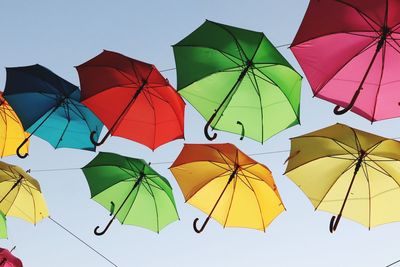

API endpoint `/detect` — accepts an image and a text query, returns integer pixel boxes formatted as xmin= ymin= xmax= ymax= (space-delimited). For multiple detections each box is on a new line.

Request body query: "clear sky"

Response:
xmin=0 ymin=1 xmax=399 ymax=266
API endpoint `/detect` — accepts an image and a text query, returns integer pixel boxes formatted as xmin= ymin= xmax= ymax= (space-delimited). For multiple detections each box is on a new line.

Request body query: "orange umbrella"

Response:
xmin=170 ymin=143 xmax=284 ymax=233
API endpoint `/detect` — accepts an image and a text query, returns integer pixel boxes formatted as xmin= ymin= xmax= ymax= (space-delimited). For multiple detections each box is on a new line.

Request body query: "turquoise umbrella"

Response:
xmin=4 ymin=64 xmax=104 ymax=158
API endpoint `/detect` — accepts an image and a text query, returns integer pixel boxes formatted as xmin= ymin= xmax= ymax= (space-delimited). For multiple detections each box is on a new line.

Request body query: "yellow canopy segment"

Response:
xmin=0 ymin=93 xmax=29 ymax=157
xmin=170 ymin=143 xmax=284 ymax=233
xmin=0 ymin=161 xmax=48 ymax=224
xmin=285 ymin=123 xmax=400 ymax=232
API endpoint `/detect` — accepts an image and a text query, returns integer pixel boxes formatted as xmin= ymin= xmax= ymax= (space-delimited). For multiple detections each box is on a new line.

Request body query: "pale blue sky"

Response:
xmin=0 ymin=1 xmax=399 ymax=266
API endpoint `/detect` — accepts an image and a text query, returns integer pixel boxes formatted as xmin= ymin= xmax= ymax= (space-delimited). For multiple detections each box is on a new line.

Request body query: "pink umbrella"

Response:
xmin=291 ymin=0 xmax=400 ymax=121
xmin=0 ymin=247 xmax=22 ymax=267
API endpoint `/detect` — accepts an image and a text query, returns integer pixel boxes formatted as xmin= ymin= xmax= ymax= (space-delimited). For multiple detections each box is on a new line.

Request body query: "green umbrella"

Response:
xmin=82 ymin=152 xmax=179 ymax=235
xmin=0 ymin=212 xmax=6 ymax=239
xmin=173 ymin=20 xmax=302 ymax=142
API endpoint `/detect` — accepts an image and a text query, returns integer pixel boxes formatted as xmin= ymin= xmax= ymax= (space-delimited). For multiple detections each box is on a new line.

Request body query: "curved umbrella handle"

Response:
xmin=204 ymin=112 xmax=217 ymax=141
xmin=94 ymin=218 xmax=115 ymax=236
xmin=16 ymin=138 xmax=29 ymax=159
xmin=90 ymin=130 xmax=111 ymax=147
xmin=237 ymin=121 xmax=245 ymax=140
xmin=329 ymin=214 xmax=342 ymax=233
xmin=333 ymin=85 xmax=362 ymax=115
xmin=193 ymin=216 xmax=211 ymax=234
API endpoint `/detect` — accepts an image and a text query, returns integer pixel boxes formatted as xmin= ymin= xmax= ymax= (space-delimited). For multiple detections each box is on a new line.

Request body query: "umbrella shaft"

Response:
xmin=110 ymin=174 xmax=144 ymax=220
xmin=212 ymin=61 xmax=252 ymax=120
xmin=0 ymin=177 xmax=23 ymax=205
xmin=206 ymin=165 xmax=239 ymax=219
xmin=337 ymin=153 xmax=365 ymax=218
xmin=107 ymin=80 xmax=147 ymax=134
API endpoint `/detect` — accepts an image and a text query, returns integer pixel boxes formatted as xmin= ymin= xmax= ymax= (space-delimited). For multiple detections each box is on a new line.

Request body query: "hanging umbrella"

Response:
xmin=0 ymin=212 xmax=6 ymax=239
xmin=0 ymin=247 xmax=22 ymax=267
xmin=0 ymin=93 xmax=29 ymax=157
xmin=0 ymin=161 xmax=48 ymax=224
xmin=76 ymin=50 xmax=185 ymax=150
xmin=173 ymin=20 xmax=302 ymax=142
xmin=82 ymin=152 xmax=179 ymax=235
xmin=3 ymin=64 xmax=104 ymax=158
xmin=291 ymin=0 xmax=400 ymax=120
xmin=285 ymin=123 xmax=400 ymax=232
xmin=170 ymin=143 xmax=285 ymax=233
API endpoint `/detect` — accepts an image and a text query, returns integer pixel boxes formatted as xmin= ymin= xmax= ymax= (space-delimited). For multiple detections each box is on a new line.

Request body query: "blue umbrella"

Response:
xmin=3 ymin=64 xmax=104 ymax=158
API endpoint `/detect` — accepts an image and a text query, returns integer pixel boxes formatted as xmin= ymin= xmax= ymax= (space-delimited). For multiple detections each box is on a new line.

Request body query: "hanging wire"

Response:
xmin=28 ymin=149 xmax=290 ymax=173
xmin=386 ymin=260 xmax=400 ymax=267
xmin=48 ymin=216 xmax=119 ymax=267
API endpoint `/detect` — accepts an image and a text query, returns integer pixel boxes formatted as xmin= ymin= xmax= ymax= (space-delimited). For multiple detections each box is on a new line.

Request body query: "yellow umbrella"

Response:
xmin=0 ymin=93 xmax=29 ymax=157
xmin=170 ymin=143 xmax=285 ymax=233
xmin=0 ymin=161 xmax=48 ymax=224
xmin=285 ymin=123 xmax=400 ymax=232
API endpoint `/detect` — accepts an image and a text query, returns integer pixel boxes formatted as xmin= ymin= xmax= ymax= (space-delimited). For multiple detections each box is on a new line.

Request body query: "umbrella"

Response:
xmin=0 ymin=212 xmax=6 ymax=239
xmin=0 ymin=161 xmax=48 ymax=224
xmin=284 ymin=123 xmax=400 ymax=232
xmin=82 ymin=152 xmax=179 ymax=235
xmin=173 ymin=20 xmax=302 ymax=142
xmin=76 ymin=50 xmax=185 ymax=150
xmin=0 ymin=93 xmax=29 ymax=157
xmin=170 ymin=143 xmax=285 ymax=233
xmin=291 ymin=0 xmax=400 ymax=120
xmin=3 ymin=64 xmax=104 ymax=158
xmin=0 ymin=247 xmax=22 ymax=267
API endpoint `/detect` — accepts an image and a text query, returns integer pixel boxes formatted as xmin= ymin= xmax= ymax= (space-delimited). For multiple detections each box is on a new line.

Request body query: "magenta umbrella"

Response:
xmin=291 ymin=0 xmax=400 ymax=121
xmin=0 ymin=247 xmax=22 ymax=267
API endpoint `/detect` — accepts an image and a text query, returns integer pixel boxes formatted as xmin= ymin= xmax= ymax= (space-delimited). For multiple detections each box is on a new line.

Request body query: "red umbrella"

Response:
xmin=291 ymin=0 xmax=400 ymax=121
xmin=76 ymin=50 xmax=185 ymax=150
xmin=0 ymin=247 xmax=22 ymax=267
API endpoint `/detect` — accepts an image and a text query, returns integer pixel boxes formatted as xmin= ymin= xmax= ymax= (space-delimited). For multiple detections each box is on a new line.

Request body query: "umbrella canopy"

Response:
xmin=0 ymin=93 xmax=29 ymax=157
xmin=0 ymin=247 xmax=22 ymax=267
xmin=76 ymin=50 xmax=185 ymax=150
xmin=285 ymin=123 xmax=400 ymax=232
xmin=291 ymin=0 xmax=400 ymax=120
xmin=170 ymin=143 xmax=284 ymax=233
xmin=82 ymin=152 xmax=179 ymax=235
xmin=0 ymin=212 xmax=6 ymax=239
xmin=173 ymin=20 xmax=302 ymax=142
xmin=0 ymin=161 xmax=48 ymax=224
xmin=3 ymin=64 xmax=104 ymax=158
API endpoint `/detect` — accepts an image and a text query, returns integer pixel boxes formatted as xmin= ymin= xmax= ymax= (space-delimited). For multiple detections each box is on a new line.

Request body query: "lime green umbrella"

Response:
xmin=82 ymin=152 xmax=179 ymax=235
xmin=173 ymin=20 xmax=302 ymax=142
xmin=0 ymin=212 xmax=6 ymax=239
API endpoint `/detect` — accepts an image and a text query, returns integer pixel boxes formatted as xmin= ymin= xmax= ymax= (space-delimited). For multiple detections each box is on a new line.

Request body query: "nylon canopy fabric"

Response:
xmin=173 ymin=20 xmax=302 ymax=142
xmin=285 ymin=123 xmax=400 ymax=231
xmin=170 ymin=143 xmax=284 ymax=232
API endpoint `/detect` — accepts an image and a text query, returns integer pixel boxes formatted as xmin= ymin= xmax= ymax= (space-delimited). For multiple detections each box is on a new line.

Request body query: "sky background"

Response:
xmin=0 ymin=1 xmax=399 ymax=266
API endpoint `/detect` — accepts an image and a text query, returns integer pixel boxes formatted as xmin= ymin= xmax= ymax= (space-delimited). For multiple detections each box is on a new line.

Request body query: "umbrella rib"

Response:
xmin=363 ymin=159 xmax=400 ymax=189
xmin=143 ymin=178 xmax=160 ymax=232
xmin=386 ymin=36 xmax=400 ymax=54
xmin=313 ymin=37 xmax=380 ymax=96
xmin=360 ymin=159 xmax=372 ymax=229
xmin=141 ymin=90 xmax=157 ymax=149
xmin=247 ymin=65 xmax=264 ymax=142
xmin=238 ymin=170 xmax=267 ymax=230
xmin=222 ymin=172 xmax=237 ymax=228
xmin=314 ymin=160 xmax=358 ymax=211
xmin=120 ymin=177 xmax=143 ymax=224
xmin=349 ymin=127 xmax=363 ymax=156
xmin=24 ymin=179 xmax=38 ymax=224
xmin=253 ymin=67 xmax=301 ymax=123
xmin=334 ymin=0 xmax=381 ymax=30
xmin=371 ymin=40 xmax=387 ymax=121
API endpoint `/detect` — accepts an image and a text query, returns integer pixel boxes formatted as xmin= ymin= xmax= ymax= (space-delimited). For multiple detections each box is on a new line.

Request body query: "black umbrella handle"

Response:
xmin=90 ymin=130 xmax=111 ymax=146
xmin=94 ymin=218 xmax=115 ymax=236
xmin=204 ymin=112 xmax=217 ymax=141
xmin=193 ymin=216 xmax=211 ymax=233
xmin=329 ymin=214 xmax=342 ymax=233
xmin=237 ymin=121 xmax=245 ymax=140
xmin=16 ymin=138 xmax=29 ymax=158
xmin=333 ymin=89 xmax=361 ymax=115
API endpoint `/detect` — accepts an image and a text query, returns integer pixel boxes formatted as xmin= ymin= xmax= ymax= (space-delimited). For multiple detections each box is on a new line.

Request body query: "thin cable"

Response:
xmin=275 ymin=43 xmax=291 ymax=48
xmin=28 ymin=149 xmax=290 ymax=173
xmin=48 ymin=216 xmax=119 ymax=267
xmin=159 ymin=67 xmax=176 ymax=73
xmin=386 ymin=259 xmax=400 ymax=267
